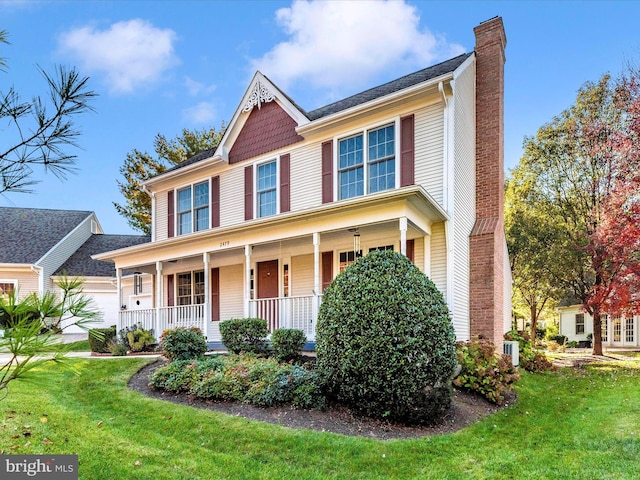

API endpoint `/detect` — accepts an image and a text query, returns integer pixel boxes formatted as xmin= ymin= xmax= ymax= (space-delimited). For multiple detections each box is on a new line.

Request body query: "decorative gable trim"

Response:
xmin=213 ymin=72 xmax=310 ymax=163
xmin=242 ymin=79 xmax=276 ymax=112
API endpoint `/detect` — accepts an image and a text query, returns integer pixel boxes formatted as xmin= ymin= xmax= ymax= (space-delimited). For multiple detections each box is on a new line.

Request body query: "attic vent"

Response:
xmin=91 ymin=219 xmax=98 ymax=234
xmin=242 ymin=79 xmax=275 ymax=112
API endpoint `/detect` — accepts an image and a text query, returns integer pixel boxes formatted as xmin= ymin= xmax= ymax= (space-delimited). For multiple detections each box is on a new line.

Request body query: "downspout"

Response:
xmin=30 ymin=265 xmax=44 ymax=297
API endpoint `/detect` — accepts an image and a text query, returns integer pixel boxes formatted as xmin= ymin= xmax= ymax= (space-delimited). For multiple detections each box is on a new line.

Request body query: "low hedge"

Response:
xmin=220 ymin=318 xmax=268 ymax=354
xmin=160 ymin=327 xmax=208 ymax=361
xmin=88 ymin=326 xmax=117 ymax=353
xmin=271 ymin=328 xmax=306 ymax=362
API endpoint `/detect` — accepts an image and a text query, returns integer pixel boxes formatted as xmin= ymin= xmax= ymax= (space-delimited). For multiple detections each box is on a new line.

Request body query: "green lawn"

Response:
xmin=1 ymin=358 xmax=639 ymax=479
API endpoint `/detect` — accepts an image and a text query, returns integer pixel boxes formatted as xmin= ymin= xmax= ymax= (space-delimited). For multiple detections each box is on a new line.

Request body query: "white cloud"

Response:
xmin=251 ymin=0 xmax=465 ymax=91
xmin=182 ymin=101 xmax=217 ymax=125
xmin=58 ymin=19 xmax=179 ymax=94
xmin=184 ymin=76 xmax=217 ymax=96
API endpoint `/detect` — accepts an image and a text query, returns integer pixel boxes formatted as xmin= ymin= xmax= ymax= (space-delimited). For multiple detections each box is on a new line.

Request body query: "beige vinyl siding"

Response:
xmin=451 ymin=60 xmax=476 ymax=341
xmin=220 ymin=264 xmax=244 ymax=320
xmin=430 ymin=222 xmax=447 ymax=300
xmin=39 ymin=215 xmax=94 ymax=292
xmin=290 ymin=144 xmax=322 ymax=211
xmin=414 ymin=103 xmax=445 ymax=206
xmin=1 ymin=270 xmax=39 ymax=299
xmin=290 ymin=254 xmax=314 ymax=297
xmin=412 ymin=237 xmax=425 ymax=274
xmin=220 ymin=166 xmax=245 ymax=228
xmin=156 ymin=191 xmax=168 ymax=241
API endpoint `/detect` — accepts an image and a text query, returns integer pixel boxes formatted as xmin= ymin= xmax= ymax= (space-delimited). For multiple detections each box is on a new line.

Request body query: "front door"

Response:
xmin=257 ymin=260 xmax=279 ymax=331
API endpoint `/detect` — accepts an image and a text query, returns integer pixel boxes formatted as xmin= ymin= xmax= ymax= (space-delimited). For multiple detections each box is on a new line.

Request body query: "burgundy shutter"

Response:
xmin=211 ymin=176 xmax=220 ymax=228
xmin=406 ymin=239 xmax=415 ymax=263
xmin=244 ymin=165 xmax=253 ymax=221
xmin=280 ymin=153 xmax=290 ymax=213
xmin=322 ymin=251 xmax=333 ymax=292
xmin=211 ymin=267 xmax=220 ymax=321
xmin=321 ymin=141 xmax=333 ymax=203
xmin=400 ymin=114 xmax=415 ymax=187
xmin=167 ymin=274 xmax=175 ymax=307
xmin=167 ymin=190 xmax=175 ymax=238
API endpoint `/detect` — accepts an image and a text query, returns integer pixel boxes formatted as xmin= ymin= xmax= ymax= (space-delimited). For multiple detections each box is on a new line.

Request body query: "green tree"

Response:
xmin=114 ymin=126 xmax=225 ymax=234
xmin=0 ymin=276 xmax=101 ymax=400
xmin=505 ymin=165 xmax=562 ymax=339
xmin=0 ymin=30 xmax=96 ymax=194
xmin=510 ymin=72 xmax=640 ymax=355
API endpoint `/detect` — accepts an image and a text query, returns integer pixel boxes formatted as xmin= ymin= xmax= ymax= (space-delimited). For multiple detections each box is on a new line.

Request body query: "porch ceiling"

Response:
xmin=95 ymin=185 xmax=446 ymax=270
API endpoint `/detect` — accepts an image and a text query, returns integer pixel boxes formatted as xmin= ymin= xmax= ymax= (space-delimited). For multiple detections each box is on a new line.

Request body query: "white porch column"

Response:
xmin=313 ymin=233 xmax=321 ymax=335
xmin=244 ymin=245 xmax=252 ymax=317
xmin=399 ymin=217 xmax=408 ymax=256
xmin=424 ymin=235 xmax=431 ymax=277
xmin=116 ymin=268 xmax=122 ymax=331
xmin=203 ymin=252 xmax=210 ymax=340
xmin=313 ymin=233 xmax=321 ymax=295
xmin=155 ymin=261 xmax=162 ymax=336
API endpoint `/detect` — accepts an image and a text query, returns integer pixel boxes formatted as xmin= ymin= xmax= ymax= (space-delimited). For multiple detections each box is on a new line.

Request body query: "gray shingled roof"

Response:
xmin=0 ymin=207 xmax=93 ymax=264
xmin=166 ymin=52 xmax=473 ymax=174
xmin=305 ymin=53 xmax=473 ymax=120
xmin=54 ymin=234 xmax=150 ymax=277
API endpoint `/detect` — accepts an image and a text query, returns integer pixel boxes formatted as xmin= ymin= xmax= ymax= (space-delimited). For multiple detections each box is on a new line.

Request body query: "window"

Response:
xmin=176 ymin=271 xmax=205 ymax=306
xmin=369 ymin=245 xmax=394 ymax=253
xmin=257 ymin=161 xmax=277 ymax=217
xmin=368 ymin=125 xmax=395 ymax=193
xmin=339 ymin=250 xmax=362 ymax=273
xmin=133 ymin=274 xmax=143 ymax=295
xmin=626 ymin=317 xmax=634 ymax=343
xmin=177 ymin=181 xmax=209 ymax=235
xmin=575 ymin=313 xmax=585 ymax=334
xmin=0 ymin=281 xmax=15 ymax=296
xmin=613 ymin=317 xmax=622 ymax=342
xmin=601 ymin=315 xmax=608 ymax=342
xmin=338 ymin=123 xmax=395 ymax=200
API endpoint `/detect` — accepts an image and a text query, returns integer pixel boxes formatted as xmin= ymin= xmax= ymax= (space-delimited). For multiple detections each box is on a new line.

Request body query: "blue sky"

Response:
xmin=1 ymin=0 xmax=639 ymax=234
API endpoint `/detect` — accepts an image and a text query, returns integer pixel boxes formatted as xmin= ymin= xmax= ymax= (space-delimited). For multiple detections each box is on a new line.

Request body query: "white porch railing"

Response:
xmin=119 ymin=296 xmax=320 ymax=342
xmin=249 ymin=295 xmax=320 ymax=340
xmin=119 ymin=304 xmax=205 ymax=338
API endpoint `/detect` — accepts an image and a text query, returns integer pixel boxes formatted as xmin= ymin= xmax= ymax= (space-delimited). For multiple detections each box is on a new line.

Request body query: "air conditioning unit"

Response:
xmin=503 ymin=340 xmax=519 ymax=367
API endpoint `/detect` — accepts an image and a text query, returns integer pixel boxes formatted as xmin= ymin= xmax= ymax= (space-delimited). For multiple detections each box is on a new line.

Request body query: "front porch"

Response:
xmin=120 ymin=295 xmax=321 ymax=343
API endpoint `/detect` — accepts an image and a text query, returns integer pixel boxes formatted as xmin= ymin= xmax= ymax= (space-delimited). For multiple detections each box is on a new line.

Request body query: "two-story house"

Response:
xmin=95 ymin=17 xmax=511 ymax=349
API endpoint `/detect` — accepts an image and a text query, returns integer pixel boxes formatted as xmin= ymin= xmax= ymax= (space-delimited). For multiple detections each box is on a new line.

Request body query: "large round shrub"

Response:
xmin=316 ymin=249 xmax=457 ymax=425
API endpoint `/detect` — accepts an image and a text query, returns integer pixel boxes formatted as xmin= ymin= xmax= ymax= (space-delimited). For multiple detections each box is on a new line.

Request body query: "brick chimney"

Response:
xmin=469 ymin=17 xmax=507 ymax=347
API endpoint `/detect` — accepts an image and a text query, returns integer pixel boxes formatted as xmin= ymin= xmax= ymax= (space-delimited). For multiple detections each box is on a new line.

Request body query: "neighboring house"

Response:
xmin=95 ymin=17 xmax=512 ymax=348
xmin=0 ymin=206 xmax=149 ymax=332
xmin=558 ymin=305 xmax=640 ymax=348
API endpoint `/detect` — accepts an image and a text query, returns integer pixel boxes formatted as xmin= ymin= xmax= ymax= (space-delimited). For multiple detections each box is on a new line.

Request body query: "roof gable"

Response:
xmin=0 ymin=207 xmax=95 ymax=264
xmin=54 ymin=234 xmax=150 ymax=277
xmin=215 ymin=72 xmax=309 ymax=164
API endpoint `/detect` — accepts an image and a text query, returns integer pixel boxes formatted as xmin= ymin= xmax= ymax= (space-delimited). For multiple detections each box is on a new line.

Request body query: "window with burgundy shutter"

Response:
xmin=280 ymin=153 xmax=290 ymax=213
xmin=167 ymin=190 xmax=175 ymax=238
xmin=400 ymin=114 xmax=415 ymax=187
xmin=211 ymin=176 xmax=220 ymax=228
xmin=322 ymin=140 xmax=333 ymax=203
xmin=244 ymin=165 xmax=253 ymax=221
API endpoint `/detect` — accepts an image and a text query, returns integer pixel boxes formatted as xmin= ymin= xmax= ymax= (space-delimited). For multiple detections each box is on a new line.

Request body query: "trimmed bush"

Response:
xmin=220 ymin=318 xmax=268 ymax=354
xmin=88 ymin=326 xmax=116 ymax=353
xmin=454 ymin=340 xmax=520 ymax=405
xmin=160 ymin=327 xmax=207 ymax=361
xmin=316 ymin=250 xmax=457 ymax=425
xmin=548 ymin=334 xmax=568 ymax=345
xmin=271 ymin=328 xmax=306 ymax=362
xmin=118 ymin=323 xmax=156 ymax=352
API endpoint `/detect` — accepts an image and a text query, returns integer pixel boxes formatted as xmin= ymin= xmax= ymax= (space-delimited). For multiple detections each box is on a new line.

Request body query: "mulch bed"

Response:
xmin=127 ymin=360 xmax=510 ymax=440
